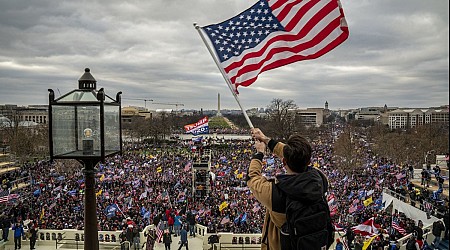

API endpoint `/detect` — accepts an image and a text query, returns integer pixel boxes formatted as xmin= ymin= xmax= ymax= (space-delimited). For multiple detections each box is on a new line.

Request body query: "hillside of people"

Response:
xmin=1 ymin=109 xmax=449 ymax=249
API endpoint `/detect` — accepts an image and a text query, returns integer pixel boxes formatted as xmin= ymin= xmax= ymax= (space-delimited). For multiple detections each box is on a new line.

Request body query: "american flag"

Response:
xmin=155 ymin=221 xmax=164 ymax=243
xmin=424 ymin=201 xmax=433 ymax=211
xmin=202 ymin=0 xmax=349 ymax=92
xmin=391 ymin=221 xmax=407 ymax=235
xmin=0 ymin=189 xmax=10 ymax=203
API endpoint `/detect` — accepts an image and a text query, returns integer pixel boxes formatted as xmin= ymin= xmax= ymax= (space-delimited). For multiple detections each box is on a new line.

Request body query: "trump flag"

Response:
xmin=201 ymin=0 xmax=349 ymax=92
xmin=184 ymin=116 xmax=209 ymax=135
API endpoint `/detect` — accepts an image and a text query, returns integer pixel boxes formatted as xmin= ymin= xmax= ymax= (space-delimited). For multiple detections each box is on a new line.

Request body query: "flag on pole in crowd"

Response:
xmin=96 ymin=189 xmax=103 ymax=197
xmin=348 ymin=203 xmax=357 ymax=214
xmin=155 ymin=221 xmax=164 ymax=243
xmin=219 ymin=201 xmax=229 ymax=211
xmin=184 ymin=162 xmax=192 ymax=172
xmin=200 ymin=0 xmax=349 ymax=92
xmin=184 ymin=117 xmax=209 ymax=135
xmin=139 ymin=191 xmax=148 ymax=200
xmin=363 ymin=196 xmax=373 ymax=207
xmin=362 ymin=234 xmax=378 ymax=250
xmin=327 ymin=193 xmax=338 ymax=216
xmin=104 ymin=204 xmax=119 ymax=218
xmin=351 ymin=217 xmax=380 ymax=237
xmin=7 ymin=193 xmax=19 ymax=201
xmin=240 ymin=212 xmax=248 ymax=223
xmin=0 ymin=189 xmax=10 ymax=203
xmin=99 ymin=174 xmax=105 ymax=182
xmin=391 ymin=221 xmax=407 ymax=235
xmin=234 ymin=214 xmax=241 ymax=224
xmin=220 ymin=216 xmax=231 ymax=225
xmin=40 ymin=207 xmax=45 ymax=222
xmin=156 ymin=166 xmax=162 ymax=173
xmin=192 ymin=136 xmax=203 ymax=143
xmin=33 ymin=189 xmax=41 ymax=197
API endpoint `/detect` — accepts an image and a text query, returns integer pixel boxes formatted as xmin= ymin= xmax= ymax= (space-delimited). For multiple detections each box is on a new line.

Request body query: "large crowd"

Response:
xmin=1 ymin=125 xmax=449 ymax=249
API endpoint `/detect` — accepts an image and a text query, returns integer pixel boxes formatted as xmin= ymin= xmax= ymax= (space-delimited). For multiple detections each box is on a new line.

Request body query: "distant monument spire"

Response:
xmin=217 ymin=93 xmax=222 ymax=116
xmin=325 ymin=101 xmax=329 ymax=110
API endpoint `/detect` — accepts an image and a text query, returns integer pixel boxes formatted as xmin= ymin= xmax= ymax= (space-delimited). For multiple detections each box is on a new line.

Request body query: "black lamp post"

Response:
xmin=48 ymin=68 xmax=122 ymax=250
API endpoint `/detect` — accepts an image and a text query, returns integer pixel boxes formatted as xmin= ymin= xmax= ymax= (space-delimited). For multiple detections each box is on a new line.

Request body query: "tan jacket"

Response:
xmin=247 ymin=142 xmax=286 ymax=250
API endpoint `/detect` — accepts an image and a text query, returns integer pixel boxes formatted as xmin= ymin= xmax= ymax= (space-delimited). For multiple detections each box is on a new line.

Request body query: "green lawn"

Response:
xmin=209 ymin=116 xmax=231 ymax=129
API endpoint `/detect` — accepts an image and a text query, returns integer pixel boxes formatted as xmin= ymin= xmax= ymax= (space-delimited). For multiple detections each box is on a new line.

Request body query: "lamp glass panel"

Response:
xmin=104 ymin=105 xmax=120 ymax=153
xmin=52 ymin=106 xmax=76 ymax=156
xmin=76 ymin=106 xmax=101 ymax=153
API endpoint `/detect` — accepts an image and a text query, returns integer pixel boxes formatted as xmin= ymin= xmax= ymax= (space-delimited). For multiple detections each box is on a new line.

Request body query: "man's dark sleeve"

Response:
xmin=267 ymin=139 xmax=277 ymax=152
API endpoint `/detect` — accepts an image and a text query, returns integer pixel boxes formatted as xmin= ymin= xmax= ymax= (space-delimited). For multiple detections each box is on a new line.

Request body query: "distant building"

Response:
xmin=295 ymin=108 xmax=326 ymax=127
xmin=121 ymin=106 xmax=154 ymax=123
xmin=0 ymin=104 xmax=48 ymax=124
xmin=388 ymin=106 xmax=449 ymax=129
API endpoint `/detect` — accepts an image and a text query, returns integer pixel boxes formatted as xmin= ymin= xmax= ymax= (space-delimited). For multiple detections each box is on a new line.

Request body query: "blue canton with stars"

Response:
xmin=203 ymin=0 xmax=285 ymax=63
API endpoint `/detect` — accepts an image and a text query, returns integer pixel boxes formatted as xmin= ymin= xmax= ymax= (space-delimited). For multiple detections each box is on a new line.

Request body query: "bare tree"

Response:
xmin=265 ymin=98 xmax=297 ymax=139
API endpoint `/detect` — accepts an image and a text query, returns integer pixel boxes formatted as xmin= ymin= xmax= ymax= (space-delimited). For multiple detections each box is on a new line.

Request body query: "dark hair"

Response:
xmin=283 ymin=134 xmax=312 ymax=173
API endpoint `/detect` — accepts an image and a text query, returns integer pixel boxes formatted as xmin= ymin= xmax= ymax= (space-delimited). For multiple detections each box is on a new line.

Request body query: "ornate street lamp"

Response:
xmin=48 ymin=68 xmax=122 ymax=250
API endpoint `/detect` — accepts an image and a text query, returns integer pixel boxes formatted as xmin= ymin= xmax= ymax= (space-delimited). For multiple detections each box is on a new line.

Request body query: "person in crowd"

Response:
xmin=12 ymin=221 xmax=24 ymax=250
xmin=433 ymin=165 xmax=441 ymax=180
xmin=28 ymin=221 xmax=38 ymax=250
xmin=335 ymin=238 xmax=344 ymax=250
xmin=444 ymin=211 xmax=449 ymax=240
xmin=187 ymin=212 xmax=196 ymax=237
xmin=248 ymin=128 xmax=330 ymax=250
xmin=414 ymin=220 xmax=424 ymax=242
xmin=173 ymin=213 xmax=182 ymax=237
xmin=142 ymin=229 xmax=156 ymax=250
xmin=162 ymin=229 xmax=172 ymax=250
xmin=389 ymin=240 xmax=400 ymax=250
xmin=343 ymin=225 xmax=355 ymax=249
xmin=406 ymin=234 xmax=419 ymax=250
xmin=125 ymin=224 xmax=135 ymax=248
xmin=0 ymin=212 xmax=10 ymax=242
xmin=119 ymin=227 xmax=130 ymax=250
xmin=177 ymin=225 xmax=188 ymax=250
xmin=353 ymin=235 xmax=364 ymax=250
xmin=132 ymin=225 xmax=140 ymax=250
xmin=408 ymin=165 xmax=414 ymax=179
xmin=431 ymin=219 xmax=445 ymax=248
xmin=421 ymin=169 xmax=427 ymax=186
xmin=168 ymin=214 xmax=174 ymax=235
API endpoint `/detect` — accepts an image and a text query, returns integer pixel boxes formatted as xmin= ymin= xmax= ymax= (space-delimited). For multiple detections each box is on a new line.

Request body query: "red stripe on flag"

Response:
xmin=155 ymin=221 xmax=164 ymax=243
xmin=392 ymin=221 xmax=407 ymax=235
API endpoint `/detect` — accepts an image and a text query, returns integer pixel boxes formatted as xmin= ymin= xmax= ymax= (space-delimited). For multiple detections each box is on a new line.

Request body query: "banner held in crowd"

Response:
xmin=184 ymin=116 xmax=210 ymax=135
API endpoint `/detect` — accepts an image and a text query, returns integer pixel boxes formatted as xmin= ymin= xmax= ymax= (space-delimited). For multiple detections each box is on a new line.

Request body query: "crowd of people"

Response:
xmin=0 ymin=125 xmax=449 ymax=250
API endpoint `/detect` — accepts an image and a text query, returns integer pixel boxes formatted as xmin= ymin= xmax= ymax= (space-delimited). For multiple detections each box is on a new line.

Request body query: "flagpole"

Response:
xmin=193 ymin=23 xmax=254 ymax=129
xmin=115 ymin=202 xmax=127 ymax=220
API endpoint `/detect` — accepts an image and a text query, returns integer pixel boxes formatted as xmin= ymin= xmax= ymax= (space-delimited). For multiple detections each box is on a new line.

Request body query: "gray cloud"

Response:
xmin=0 ymin=0 xmax=448 ymax=110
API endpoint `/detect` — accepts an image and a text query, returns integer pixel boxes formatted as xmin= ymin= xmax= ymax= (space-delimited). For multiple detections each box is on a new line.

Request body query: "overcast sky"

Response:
xmin=0 ymin=0 xmax=448 ymax=111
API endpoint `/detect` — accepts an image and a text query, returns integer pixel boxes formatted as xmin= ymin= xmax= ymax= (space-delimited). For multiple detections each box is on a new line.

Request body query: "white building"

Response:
xmin=388 ymin=107 xmax=449 ymax=129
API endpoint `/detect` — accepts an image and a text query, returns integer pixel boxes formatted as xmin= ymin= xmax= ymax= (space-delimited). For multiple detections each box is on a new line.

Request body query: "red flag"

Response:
xmin=351 ymin=217 xmax=381 ymax=237
xmin=202 ymin=0 xmax=349 ymax=92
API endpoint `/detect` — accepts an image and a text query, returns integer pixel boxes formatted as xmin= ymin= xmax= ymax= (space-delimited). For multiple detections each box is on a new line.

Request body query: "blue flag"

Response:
xmin=105 ymin=204 xmax=118 ymax=218
xmin=234 ymin=214 xmax=241 ymax=224
xmin=33 ymin=189 xmax=41 ymax=197
xmin=140 ymin=206 xmax=147 ymax=216
xmin=241 ymin=213 xmax=247 ymax=223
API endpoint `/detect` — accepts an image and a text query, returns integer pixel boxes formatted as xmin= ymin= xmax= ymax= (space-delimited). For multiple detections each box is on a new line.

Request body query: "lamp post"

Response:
xmin=48 ymin=68 xmax=122 ymax=250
